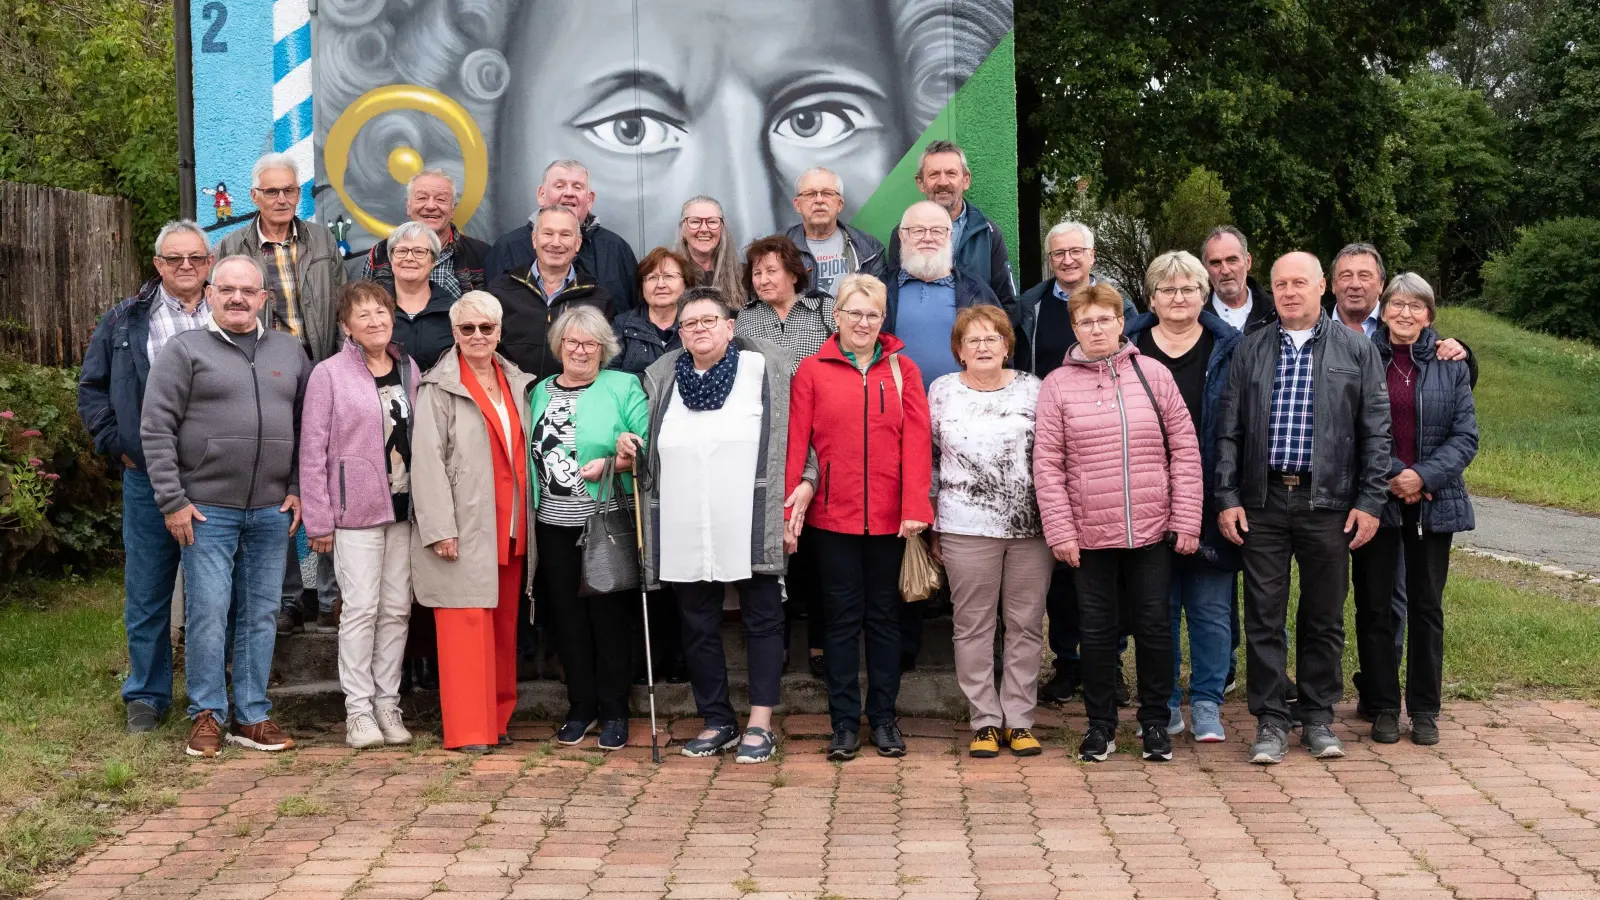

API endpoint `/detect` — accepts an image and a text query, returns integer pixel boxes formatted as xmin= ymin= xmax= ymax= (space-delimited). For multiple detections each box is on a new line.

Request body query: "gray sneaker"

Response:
xmin=1250 ymin=721 xmax=1289 ymax=765
xmin=1300 ymin=723 xmax=1346 ymax=759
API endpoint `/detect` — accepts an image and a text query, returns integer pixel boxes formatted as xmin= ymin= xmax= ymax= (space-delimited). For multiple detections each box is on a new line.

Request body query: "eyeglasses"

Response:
xmin=1153 ymin=286 xmax=1204 ymax=300
xmin=899 ymin=226 xmax=951 ymax=240
xmin=1386 ymin=299 xmax=1431 ymax=315
xmin=644 ymin=269 xmax=684 ymax=284
xmin=682 ymin=216 xmax=724 ymax=230
xmin=837 ymin=308 xmax=884 ymax=325
xmin=158 ymin=254 xmax=210 ymax=268
xmin=679 ymin=315 xmax=726 ymax=332
xmin=1048 ymin=247 xmax=1091 ymax=262
xmin=562 ymin=338 xmax=601 ymax=353
xmin=962 ymin=335 xmax=1005 ymax=349
xmin=456 ymin=323 xmax=498 ymax=336
xmin=252 ymin=186 xmax=300 ymax=200
xmin=1073 ymin=315 xmax=1123 ymax=332
xmin=796 ymin=189 xmax=841 ymax=202
xmin=391 ymin=247 xmax=434 ymax=260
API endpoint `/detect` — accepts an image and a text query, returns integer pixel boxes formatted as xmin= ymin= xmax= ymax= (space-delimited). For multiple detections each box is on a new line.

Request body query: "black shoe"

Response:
xmin=597 ymin=718 xmax=629 ymax=751
xmin=126 ymin=700 xmax=162 ymax=734
xmin=454 ymin=744 xmax=491 ymax=754
xmin=1141 ymin=724 xmax=1173 ymax=762
xmin=1114 ymin=668 xmax=1132 ymax=708
xmin=417 ymin=656 xmax=439 ymax=691
xmin=275 ymin=609 xmax=302 ymax=636
xmin=1410 ymin=715 xmax=1440 ymax=746
xmin=899 ymin=651 xmax=917 ymax=673
xmin=1356 ymin=696 xmax=1377 ymax=723
xmin=497 ymin=734 xmax=513 ymax=747
xmin=555 ymin=719 xmax=598 ymax=746
xmin=1079 ymin=721 xmax=1116 ymax=762
xmin=808 ymin=653 xmax=826 ymax=680
xmin=1224 ymin=665 xmax=1238 ymax=696
xmin=871 ymin=724 xmax=906 ymax=758
xmin=665 ymin=664 xmax=690 ymax=685
xmin=1039 ymin=663 xmax=1079 ymax=704
xmin=825 ymin=728 xmax=860 ymax=761
xmin=1286 ymin=681 xmax=1298 ymax=703
xmin=1371 ymin=712 xmax=1401 ymax=744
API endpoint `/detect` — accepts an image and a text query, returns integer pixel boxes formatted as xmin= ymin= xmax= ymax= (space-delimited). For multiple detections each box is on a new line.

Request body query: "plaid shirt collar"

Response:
xmin=255 ymin=217 xmax=299 ymax=247
xmin=1278 ymin=315 xmax=1327 ymax=350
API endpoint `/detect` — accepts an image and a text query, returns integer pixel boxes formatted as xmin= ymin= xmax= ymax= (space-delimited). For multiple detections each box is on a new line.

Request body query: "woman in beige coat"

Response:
xmin=411 ymin=291 xmax=536 ymax=752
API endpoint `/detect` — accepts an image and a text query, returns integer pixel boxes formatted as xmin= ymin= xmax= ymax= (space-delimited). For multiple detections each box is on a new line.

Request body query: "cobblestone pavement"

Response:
xmin=36 ymin=700 xmax=1600 ymax=900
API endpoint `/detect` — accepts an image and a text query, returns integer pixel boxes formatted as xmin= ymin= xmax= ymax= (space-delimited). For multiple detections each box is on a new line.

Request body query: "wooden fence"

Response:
xmin=0 ymin=181 xmax=142 ymax=367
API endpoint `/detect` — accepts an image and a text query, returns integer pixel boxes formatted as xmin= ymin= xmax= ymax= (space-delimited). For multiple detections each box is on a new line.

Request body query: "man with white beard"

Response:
xmin=883 ymin=200 xmax=1007 ymax=389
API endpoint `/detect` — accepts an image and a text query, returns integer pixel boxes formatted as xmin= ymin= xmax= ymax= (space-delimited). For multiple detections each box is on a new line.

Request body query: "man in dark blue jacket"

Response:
xmin=784 ymin=167 xmax=887 ymax=296
xmin=77 ymin=220 xmax=214 ymax=734
xmin=887 ymin=140 xmax=1016 ymax=309
xmin=486 ymin=160 xmax=640 ymax=313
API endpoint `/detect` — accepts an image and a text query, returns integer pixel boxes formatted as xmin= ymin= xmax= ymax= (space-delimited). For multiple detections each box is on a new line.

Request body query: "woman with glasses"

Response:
xmin=1123 ymin=251 xmax=1244 ymax=744
xmin=526 ymin=305 xmax=649 ymax=753
xmin=675 ymin=196 xmax=744 ymax=307
xmin=611 ymin=247 xmax=700 ymax=377
xmin=379 ymin=221 xmax=455 ymax=373
xmin=927 ymin=305 xmax=1052 ymax=759
xmin=410 ymin=291 xmax=534 ymax=752
xmin=784 ymin=273 xmax=933 ymax=762
xmin=1033 ymin=283 xmax=1204 ymax=764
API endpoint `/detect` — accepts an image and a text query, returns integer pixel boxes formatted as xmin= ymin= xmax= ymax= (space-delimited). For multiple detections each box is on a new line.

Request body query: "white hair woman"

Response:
xmin=526 ymin=304 xmax=649 ymax=753
xmin=410 ymin=291 xmax=535 ymax=753
xmin=675 ymin=196 xmax=744 ymax=307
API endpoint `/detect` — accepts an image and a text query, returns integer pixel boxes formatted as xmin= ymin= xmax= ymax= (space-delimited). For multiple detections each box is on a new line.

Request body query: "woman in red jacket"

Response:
xmin=785 ymin=273 xmax=933 ymax=762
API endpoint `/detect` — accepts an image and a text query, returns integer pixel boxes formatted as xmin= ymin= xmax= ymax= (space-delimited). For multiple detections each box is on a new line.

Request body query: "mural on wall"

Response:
xmin=192 ymin=0 xmax=1015 ymax=256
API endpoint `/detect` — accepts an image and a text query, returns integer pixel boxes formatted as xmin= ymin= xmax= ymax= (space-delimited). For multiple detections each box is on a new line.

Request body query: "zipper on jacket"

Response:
xmin=879 ymin=381 xmax=885 ymax=414
xmin=245 ymin=356 xmax=263 ymax=510
xmin=1109 ymin=362 xmax=1135 ymax=548
xmin=861 ymin=368 xmax=871 ymax=535
xmin=339 ymin=461 xmax=347 ymax=514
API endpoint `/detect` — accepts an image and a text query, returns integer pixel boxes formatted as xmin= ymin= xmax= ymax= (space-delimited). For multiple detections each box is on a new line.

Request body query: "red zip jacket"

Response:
xmin=785 ymin=333 xmax=935 ymax=535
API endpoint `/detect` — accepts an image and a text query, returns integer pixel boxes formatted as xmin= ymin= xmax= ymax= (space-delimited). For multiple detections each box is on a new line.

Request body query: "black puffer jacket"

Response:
xmin=1372 ymin=326 xmax=1477 ymax=533
xmin=1215 ymin=313 xmax=1393 ymax=517
xmin=608 ymin=307 xmax=681 ymax=377
xmin=486 ymin=261 xmax=614 ymax=383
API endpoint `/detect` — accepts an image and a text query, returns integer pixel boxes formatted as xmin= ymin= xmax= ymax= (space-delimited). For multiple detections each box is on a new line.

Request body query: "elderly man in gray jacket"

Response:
xmin=141 ymin=254 xmax=311 ymax=759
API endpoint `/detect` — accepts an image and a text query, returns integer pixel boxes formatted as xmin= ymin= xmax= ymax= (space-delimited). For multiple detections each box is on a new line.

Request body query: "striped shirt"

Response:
xmin=256 ymin=220 xmax=305 ymax=349
xmin=1267 ymin=321 xmax=1321 ymax=473
xmin=733 ymin=293 xmax=836 ymax=374
xmin=146 ymin=286 xmax=211 ymax=364
xmin=532 ymin=383 xmax=597 ymax=527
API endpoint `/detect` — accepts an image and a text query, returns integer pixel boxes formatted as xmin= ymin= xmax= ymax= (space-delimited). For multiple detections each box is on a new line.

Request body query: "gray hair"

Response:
xmin=675 ymin=195 xmax=744 ymax=306
xmin=449 ymin=290 xmax=503 ymax=327
xmin=212 ymin=254 xmax=268 ymax=285
xmin=1334 ymin=242 xmax=1387 ymax=283
xmin=534 ymin=204 xmax=581 ymax=230
xmin=918 ymin=139 xmax=970 ymax=176
xmin=405 ymin=168 xmax=459 ymax=202
xmin=153 ymin=219 xmax=209 ymax=256
xmin=251 ymin=153 xmax=300 ymax=188
xmin=387 ymin=220 xmax=442 ymax=256
xmin=1046 ymin=220 xmax=1095 ymax=252
xmin=548 ymin=304 xmax=620 ymax=367
xmin=1145 ymin=250 xmax=1210 ymax=299
xmin=1381 ymin=272 xmax=1437 ymax=322
xmin=794 ymin=167 xmax=845 ymax=197
xmin=1201 ymin=225 xmax=1250 ymax=260
xmin=542 ymin=159 xmax=590 ymax=183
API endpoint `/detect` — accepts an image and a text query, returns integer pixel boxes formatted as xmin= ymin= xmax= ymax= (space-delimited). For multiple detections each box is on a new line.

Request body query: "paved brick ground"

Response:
xmin=35 ymin=700 xmax=1600 ymax=900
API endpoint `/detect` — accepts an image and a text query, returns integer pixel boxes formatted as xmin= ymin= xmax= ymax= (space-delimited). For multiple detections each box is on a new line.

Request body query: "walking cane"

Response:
xmin=627 ymin=438 xmax=663 ymax=763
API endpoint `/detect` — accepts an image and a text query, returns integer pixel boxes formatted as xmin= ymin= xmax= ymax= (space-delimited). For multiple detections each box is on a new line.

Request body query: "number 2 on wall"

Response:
xmin=201 ymin=2 xmax=228 ymax=53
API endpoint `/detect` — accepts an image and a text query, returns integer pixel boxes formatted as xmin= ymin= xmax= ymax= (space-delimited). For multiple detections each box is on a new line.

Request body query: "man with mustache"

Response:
xmin=140 ymin=255 xmax=312 ymax=759
xmin=784 ymin=167 xmax=887 ymax=297
xmin=888 ymin=141 xmax=1016 ymax=309
xmin=486 ymin=159 xmax=640 ymax=312
xmin=359 ymin=169 xmax=491 ymax=297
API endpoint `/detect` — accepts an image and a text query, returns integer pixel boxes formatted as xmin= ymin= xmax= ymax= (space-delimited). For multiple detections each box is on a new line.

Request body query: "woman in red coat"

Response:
xmin=784 ymin=273 xmax=934 ymax=762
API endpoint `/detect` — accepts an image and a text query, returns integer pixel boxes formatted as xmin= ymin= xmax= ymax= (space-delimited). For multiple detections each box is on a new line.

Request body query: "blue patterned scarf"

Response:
xmin=674 ymin=344 xmax=741 ymax=411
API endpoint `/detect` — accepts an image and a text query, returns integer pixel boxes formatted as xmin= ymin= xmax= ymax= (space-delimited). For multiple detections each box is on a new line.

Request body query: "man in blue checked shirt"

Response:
xmin=1213 ymin=251 xmax=1393 ymax=767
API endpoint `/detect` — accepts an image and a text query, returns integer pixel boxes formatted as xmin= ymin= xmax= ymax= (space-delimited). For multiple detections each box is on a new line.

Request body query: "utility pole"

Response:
xmin=174 ymin=0 xmax=196 ymax=221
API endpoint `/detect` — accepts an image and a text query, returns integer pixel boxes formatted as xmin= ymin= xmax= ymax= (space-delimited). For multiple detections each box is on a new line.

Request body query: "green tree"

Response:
xmin=1481 ymin=217 xmax=1600 ymax=342
xmin=1516 ymin=0 xmax=1600 ymax=222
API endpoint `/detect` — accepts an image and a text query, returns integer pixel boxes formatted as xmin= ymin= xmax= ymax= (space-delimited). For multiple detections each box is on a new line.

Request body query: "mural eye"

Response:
xmin=771 ymin=100 xmax=878 ymax=149
xmin=575 ymin=110 xmax=685 ymax=154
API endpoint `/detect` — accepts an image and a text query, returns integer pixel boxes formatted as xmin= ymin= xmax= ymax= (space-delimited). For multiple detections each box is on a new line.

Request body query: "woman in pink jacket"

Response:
xmin=300 ymin=282 xmax=422 ymax=750
xmin=1033 ymin=283 xmax=1204 ymax=764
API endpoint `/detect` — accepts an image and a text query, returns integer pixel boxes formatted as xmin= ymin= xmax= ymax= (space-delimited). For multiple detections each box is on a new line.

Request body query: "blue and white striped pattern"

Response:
xmin=273 ymin=0 xmax=314 ymax=219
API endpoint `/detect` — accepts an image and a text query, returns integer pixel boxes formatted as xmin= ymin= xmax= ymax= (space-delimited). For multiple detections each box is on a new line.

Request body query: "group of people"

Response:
xmin=78 ymin=139 xmax=1478 ymax=767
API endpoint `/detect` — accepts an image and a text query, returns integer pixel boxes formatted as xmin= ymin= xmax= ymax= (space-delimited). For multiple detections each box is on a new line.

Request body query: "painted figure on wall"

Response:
xmin=312 ymin=0 xmax=1012 ymax=255
xmin=202 ymin=182 xmax=233 ymax=223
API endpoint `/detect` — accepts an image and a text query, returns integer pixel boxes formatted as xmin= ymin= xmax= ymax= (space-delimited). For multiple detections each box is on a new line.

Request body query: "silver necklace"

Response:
xmin=1388 ymin=357 xmax=1414 ymax=388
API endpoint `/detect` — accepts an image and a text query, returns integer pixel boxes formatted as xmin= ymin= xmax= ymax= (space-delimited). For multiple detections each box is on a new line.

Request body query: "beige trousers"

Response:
xmin=942 ymin=533 xmax=1054 ymax=730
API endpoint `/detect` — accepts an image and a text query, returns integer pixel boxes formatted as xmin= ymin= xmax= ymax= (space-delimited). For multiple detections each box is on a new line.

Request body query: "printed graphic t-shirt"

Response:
xmin=807 ymin=230 xmax=849 ymax=298
xmin=374 ymin=368 xmax=413 ymax=520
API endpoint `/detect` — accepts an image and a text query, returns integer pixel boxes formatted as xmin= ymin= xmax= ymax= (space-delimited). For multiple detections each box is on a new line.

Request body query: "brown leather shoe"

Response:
xmin=186 ymin=711 xmax=224 ymax=758
xmin=228 ymin=718 xmax=295 ymax=752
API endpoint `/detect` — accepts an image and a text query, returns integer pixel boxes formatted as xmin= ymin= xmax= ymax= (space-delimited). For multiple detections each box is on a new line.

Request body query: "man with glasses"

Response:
xmin=487 ymin=159 xmax=640 ymax=312
xmin=140 ymin=254 xmax=311 ymax=758
xmin=360 ymin=168 xmax=491 ymax=296
xmin=79 ymin=220 xmax=214 ymax=734
xmin=887 ymin=140 xmax=1016 ymax=308
xmin=783 ymin=167 xmax=886 ymax=297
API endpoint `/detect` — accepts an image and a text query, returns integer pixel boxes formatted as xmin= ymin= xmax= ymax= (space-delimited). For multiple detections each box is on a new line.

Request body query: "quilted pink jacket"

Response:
xmin=1032 ymin=341 xmax=1204 ymax=551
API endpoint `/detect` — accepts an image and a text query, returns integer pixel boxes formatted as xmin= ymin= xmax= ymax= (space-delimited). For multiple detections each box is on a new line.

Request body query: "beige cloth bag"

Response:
xmin=882 ymin=353 xmax=944 ymax=602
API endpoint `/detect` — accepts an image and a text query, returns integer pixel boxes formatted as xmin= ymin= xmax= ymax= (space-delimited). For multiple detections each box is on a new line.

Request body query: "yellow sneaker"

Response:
xmin=969 ymin=726 xmax=1001 ymax=758
xmin=1005 ymin=727 xmax=1042 ymax=757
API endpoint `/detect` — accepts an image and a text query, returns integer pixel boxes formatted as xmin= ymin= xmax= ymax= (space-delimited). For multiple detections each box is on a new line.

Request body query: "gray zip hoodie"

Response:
xmin=141 ymin=317 xmax=310 ymax=514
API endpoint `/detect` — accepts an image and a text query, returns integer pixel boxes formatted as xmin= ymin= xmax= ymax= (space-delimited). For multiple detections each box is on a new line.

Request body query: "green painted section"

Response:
xmin=853 ymin=32 xmax=1019 ymax=276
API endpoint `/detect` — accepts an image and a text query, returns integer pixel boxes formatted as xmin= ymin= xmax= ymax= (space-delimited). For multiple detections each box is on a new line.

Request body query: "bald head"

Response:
xmin=1271 ymin=252 xmax=1327 ymax=331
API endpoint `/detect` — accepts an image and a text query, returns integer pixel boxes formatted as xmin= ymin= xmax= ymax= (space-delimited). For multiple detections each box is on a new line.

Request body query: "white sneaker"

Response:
xmin=375 ymin=707 xmax=412 ymax=745
xmin=345 ymin=712 xmax=384 ymax=749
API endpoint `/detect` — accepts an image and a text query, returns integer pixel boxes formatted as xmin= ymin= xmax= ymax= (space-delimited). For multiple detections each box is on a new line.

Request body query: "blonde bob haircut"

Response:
xmin=449 ymin=290 xmax=503 ymax=327
xmin=1145 ymin=250 xmax=1211 ymax=298
xmin=834 ymin=273 xmax=888 ymax=313
xmin=1068 ymin=283 xmax=1127 ymax=325
xmin=549 ymin=304 xmax=620 ymax=367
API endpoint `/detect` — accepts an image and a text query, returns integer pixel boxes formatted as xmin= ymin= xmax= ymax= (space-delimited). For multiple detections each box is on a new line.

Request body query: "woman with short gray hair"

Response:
xmin=382 ymin=221 xmax=454 ymax=372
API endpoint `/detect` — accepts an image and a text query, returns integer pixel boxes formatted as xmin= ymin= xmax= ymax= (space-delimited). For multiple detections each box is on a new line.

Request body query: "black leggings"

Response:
xmin=535 ymin=521 xmax=632 ymax=722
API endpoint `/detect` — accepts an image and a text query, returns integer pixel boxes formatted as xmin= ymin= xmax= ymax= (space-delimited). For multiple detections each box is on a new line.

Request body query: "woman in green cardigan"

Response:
xmin=525 ymin=305 xmax=649 ymax=752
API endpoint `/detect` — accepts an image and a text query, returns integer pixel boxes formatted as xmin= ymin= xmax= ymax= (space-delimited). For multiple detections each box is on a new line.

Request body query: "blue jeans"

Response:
xmin=183 ymin=504 xmax=290 ymax=724
xmin=121 ymin=469 xmax=183 ymax=712
xmin=1168 ymin=560 xmax=1235 ymax=708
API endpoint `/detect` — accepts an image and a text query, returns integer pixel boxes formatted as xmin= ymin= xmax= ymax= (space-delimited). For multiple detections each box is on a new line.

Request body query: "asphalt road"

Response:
xmin=1459 ymin=495 xmax=1600 ymax=576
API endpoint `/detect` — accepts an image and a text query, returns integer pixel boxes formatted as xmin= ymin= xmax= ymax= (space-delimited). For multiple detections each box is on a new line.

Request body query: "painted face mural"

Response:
xmin=311 ymin=0 xmax=1013 ymax=253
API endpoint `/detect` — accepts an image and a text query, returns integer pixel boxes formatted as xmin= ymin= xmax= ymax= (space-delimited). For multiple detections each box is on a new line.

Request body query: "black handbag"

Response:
xmin=577 ymin=457 xmax=640 ymax=596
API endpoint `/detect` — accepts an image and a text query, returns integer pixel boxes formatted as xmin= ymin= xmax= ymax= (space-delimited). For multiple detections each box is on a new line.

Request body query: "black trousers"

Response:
xmin=632 ymin=586 xmax=682 ymax=678
xmin=785 ymin=526 xmax=826 ymax=652
xmin=674 ymin=575 xmax=785 ymax=728
xmin=1074 ymin=543 xmax=1173 ymax=727
xmin=535 ymin=521 xmax=632 ymax=722
xmin=814 ymin=530 xmax=904 ymax=732
xmin=1240 ymin=480 xmax=1351 ymax=728
xmin=1351 ymin=503 xmax=1452 ymax=716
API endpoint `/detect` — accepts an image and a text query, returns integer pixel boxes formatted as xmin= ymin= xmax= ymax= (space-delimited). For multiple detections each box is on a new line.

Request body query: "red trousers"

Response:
xmin=435 ymin=561 xmax=521 ymax=748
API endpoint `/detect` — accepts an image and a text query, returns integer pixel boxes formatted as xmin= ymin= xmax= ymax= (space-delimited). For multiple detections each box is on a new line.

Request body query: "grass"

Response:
xmin=276 ymin=795 xmax=332 ymax=818
xmin=0 ymin=572 xmax=190 ymax=898
xmin=1436 ymin=307 xmax=1600 ymax=514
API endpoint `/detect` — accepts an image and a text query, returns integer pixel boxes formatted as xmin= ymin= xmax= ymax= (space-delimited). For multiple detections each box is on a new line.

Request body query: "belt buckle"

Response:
xmin=1281 ymin=473 xmax=1301 ymax=487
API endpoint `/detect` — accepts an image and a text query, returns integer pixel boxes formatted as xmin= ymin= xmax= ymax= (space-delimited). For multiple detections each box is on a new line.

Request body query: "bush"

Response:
xmin=1481 ymin=217 xmax=1600 ymax=343
xmin=0 ymin=353 xmax=121 ymax=577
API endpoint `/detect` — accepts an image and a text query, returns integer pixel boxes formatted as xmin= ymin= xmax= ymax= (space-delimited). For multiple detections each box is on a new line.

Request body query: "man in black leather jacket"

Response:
xmin=1214 ymin=251 xmax=1393 ymax=766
